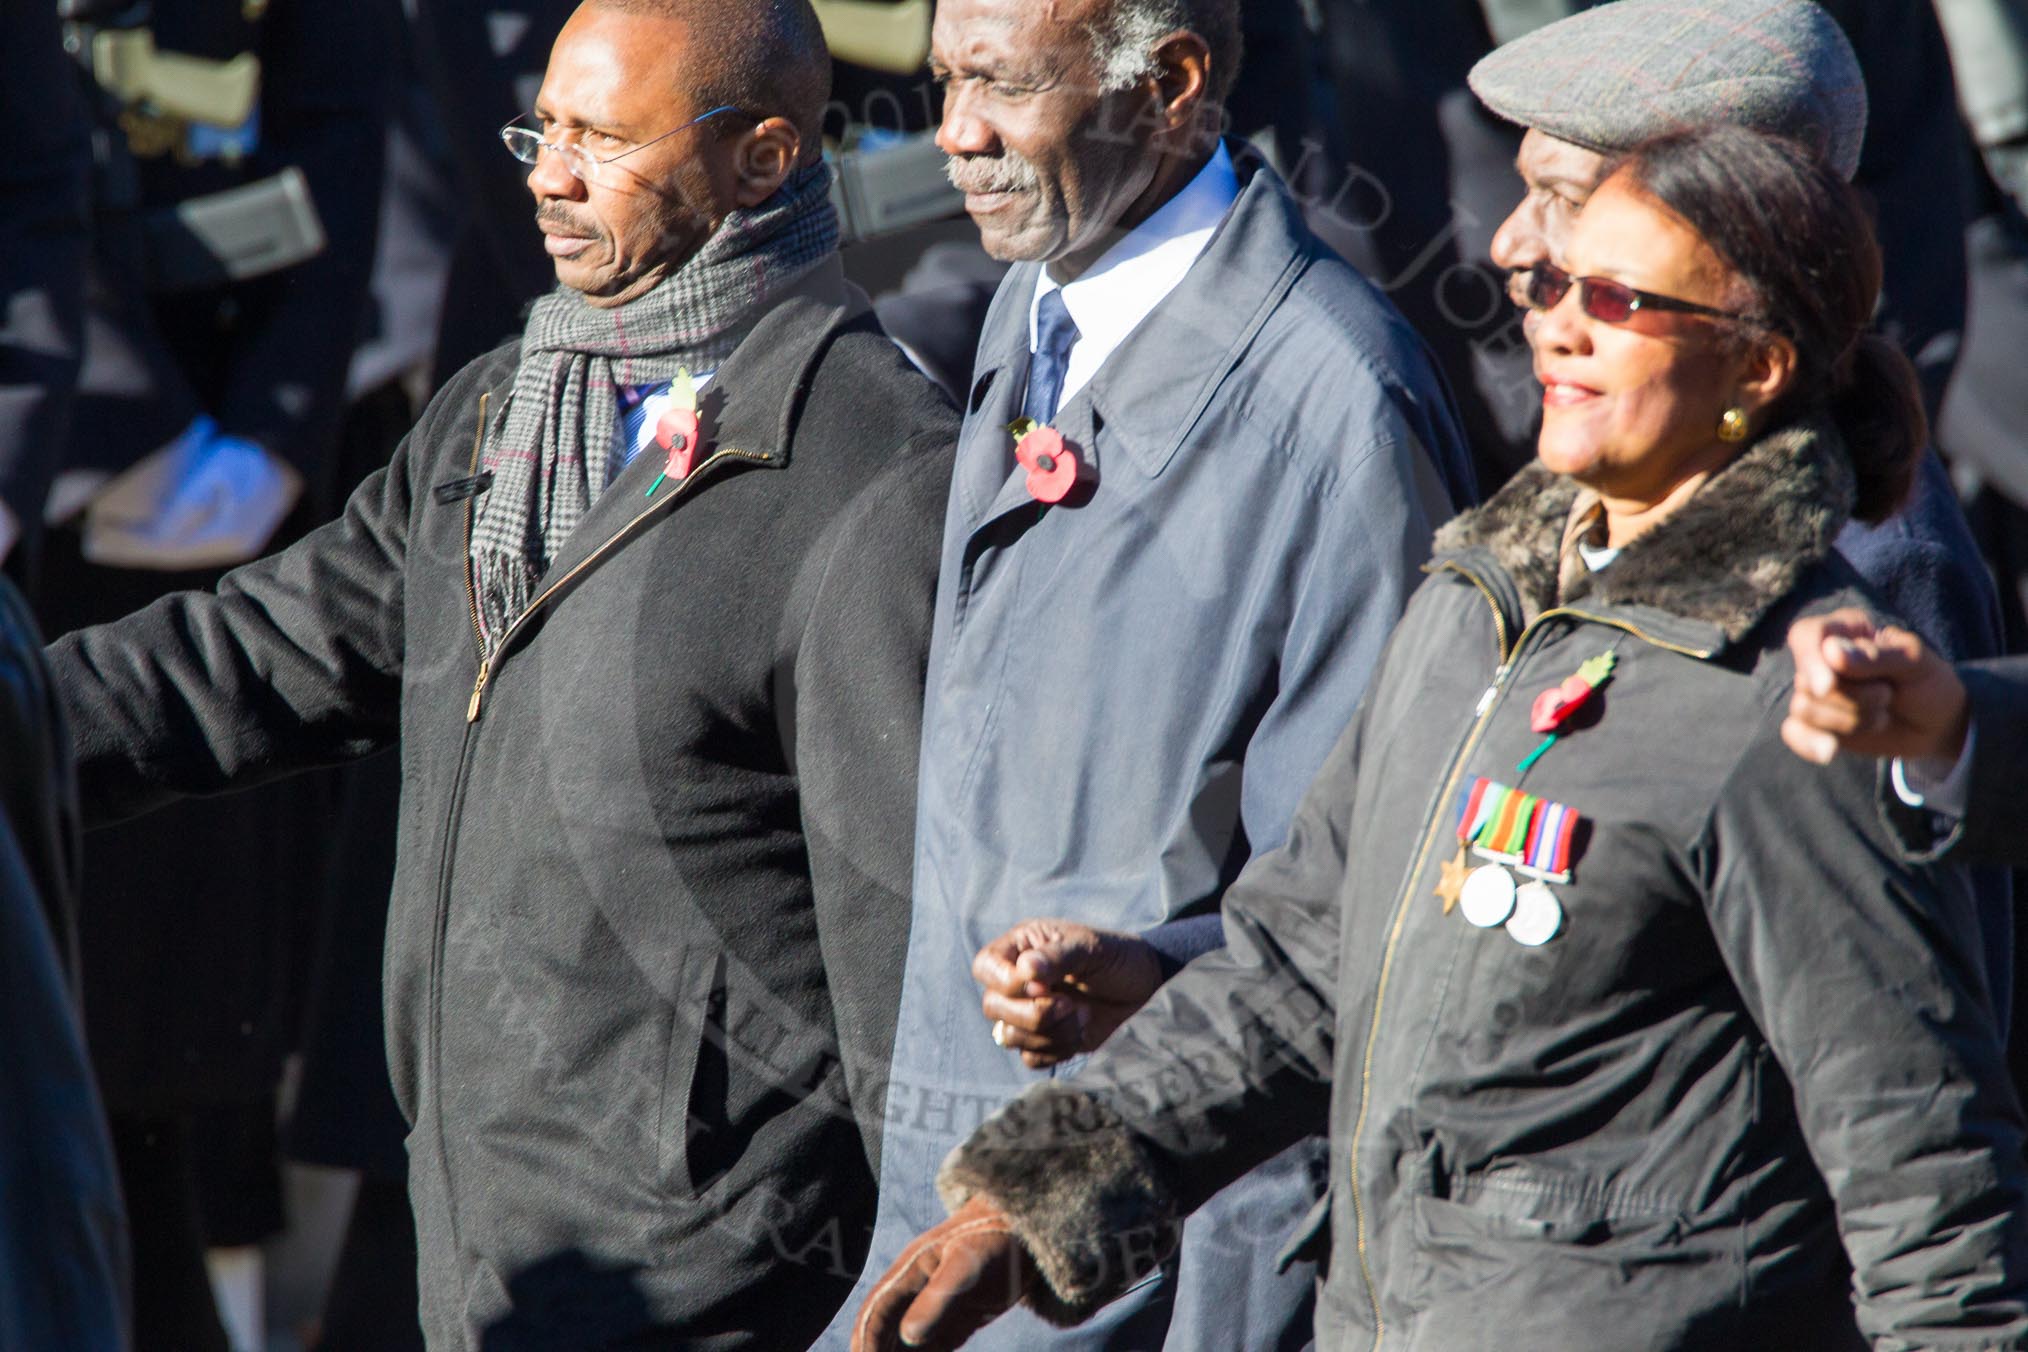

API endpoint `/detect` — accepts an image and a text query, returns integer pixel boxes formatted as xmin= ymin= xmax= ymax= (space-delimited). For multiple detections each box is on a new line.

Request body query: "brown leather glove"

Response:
xmin=851 ymin=1196 xmax=1040 ymax=1351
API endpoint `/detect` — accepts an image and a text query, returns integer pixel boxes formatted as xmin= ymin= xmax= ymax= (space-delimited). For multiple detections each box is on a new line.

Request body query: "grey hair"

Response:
xmin=1086 ymin=0 xmax=1241 ymax=103
xmin=1090 ymin=2 xmax=1184 ymax=91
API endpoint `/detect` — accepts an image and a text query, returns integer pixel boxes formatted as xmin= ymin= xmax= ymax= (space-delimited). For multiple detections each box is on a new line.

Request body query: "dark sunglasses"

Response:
xmin=1522 ymin=261 xmax=1751 ymax=327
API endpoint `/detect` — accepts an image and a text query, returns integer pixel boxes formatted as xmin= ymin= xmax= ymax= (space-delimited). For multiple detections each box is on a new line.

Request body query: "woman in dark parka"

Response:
xmin=855 ymin=127 xmax=2028 ymax=1352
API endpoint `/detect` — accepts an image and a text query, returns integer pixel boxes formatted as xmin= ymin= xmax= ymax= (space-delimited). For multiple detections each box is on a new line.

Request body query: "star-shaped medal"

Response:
xmin=1436 ymin=848 xmax=1470 ymax=914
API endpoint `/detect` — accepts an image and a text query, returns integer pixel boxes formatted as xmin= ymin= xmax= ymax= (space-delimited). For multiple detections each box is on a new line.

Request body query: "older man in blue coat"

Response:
xmin=829 ymin=1 xmax=1476 ymax=1348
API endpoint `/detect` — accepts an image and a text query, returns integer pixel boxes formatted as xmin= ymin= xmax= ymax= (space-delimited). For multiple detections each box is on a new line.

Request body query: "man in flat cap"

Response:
xmin=1465 ymin=0 xmax=2015 ymax=1017
xmin=1301 ymin=1 xmax=1976 ymax=489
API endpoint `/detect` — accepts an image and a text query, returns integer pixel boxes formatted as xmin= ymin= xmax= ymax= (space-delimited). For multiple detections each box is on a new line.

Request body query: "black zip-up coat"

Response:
xmin=937 ymin=423 xmax=2028 ymax=1351
xmin=48 ymin=261 xmax=958 ymax=1348
xmin=0 ymin=579 xmax=127 ymax=1350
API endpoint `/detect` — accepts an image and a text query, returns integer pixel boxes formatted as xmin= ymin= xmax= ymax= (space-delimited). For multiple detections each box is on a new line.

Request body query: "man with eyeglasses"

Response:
xmin=1465 ymin=0 xmax=2015 ymax=1023
xmin=42 ymin=1 xmax=959 ymax=1345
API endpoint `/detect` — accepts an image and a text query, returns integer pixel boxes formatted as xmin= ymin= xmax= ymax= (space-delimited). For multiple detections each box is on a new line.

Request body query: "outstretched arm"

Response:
xmin=1783 ymin=606 xmax=2028 ymax=867
xmin=46 ymin=376 xmax=445 ymax=824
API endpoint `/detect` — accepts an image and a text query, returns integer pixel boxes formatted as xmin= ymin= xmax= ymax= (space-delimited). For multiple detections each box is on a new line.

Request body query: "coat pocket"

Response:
xmin=1408 ymin=1168 xmax=1686 ymax=1310
xmin=657 ymin=953 xmax=835 ymax=1198
xmin=655 ymin=954 xmax=722 ymax=1196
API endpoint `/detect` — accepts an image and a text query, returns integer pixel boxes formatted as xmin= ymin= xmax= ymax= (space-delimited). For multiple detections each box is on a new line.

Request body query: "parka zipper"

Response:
xmin=1345 ymin=563 xmax=1714 ymax=1345
xmin=465 ymin=446 xmax=775 ymax=723
xmin=425 ymin=717 xmax=480 ymax=1244
xmin=1346 ymin=562 xmax=1512 ymax=1341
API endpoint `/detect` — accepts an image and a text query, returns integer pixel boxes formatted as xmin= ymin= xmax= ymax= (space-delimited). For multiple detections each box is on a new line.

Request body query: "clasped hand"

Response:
xmin=1782 ymin=607 xmax=1970 ymax=767
xmin=972 ymin=920 xmax=1163 ymax=1069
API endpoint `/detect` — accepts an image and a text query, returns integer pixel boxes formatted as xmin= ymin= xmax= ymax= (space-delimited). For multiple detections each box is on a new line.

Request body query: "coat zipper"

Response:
xmin=465 ymin=446 xmax=775 ymax=723
xmin=425 ymin=717 xmax=480 ymax=1242
xmin=423 ymin=398 xmax=771 ymax=1248
xmin=1347 ymin=563 xmax=1512 ymax=1342
xmin=425 ymin=389 xmax=493 ymax=1250
xmin=1345 ymin=564 xmax=1714 ymax=1345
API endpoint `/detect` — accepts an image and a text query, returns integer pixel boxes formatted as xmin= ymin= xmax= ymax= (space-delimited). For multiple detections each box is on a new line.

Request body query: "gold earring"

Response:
xmin=1718 ymin=407 xmax=1749 ymax=443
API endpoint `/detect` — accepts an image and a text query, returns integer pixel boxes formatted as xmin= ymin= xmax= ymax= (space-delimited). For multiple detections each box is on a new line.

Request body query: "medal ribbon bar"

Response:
xmin=1456 ymin=777 xmax=1578 ymax=885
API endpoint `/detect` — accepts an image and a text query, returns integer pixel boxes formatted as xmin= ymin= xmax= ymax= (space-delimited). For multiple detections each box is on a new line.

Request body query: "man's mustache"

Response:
xmin=536 ymin=203 xmax=604 ymax=239
xmin=944 ymin=152 xmax=1041 ymax=196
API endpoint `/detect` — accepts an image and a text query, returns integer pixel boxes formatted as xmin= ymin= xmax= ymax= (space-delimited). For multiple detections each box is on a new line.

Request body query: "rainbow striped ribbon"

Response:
xmin=1455 ymin=777 xmax=1581 ymax=881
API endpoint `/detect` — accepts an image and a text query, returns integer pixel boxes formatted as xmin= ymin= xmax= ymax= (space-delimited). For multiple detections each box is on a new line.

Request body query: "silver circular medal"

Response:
xmin=1506 ymin=881 xmax=1565 ymax=947
xmin=1459 ymin=865 xmax=1517 ymax=928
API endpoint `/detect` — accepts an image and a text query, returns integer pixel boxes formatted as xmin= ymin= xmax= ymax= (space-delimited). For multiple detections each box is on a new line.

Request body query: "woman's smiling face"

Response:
xmin=1529 ymin=172 xmax=1764 ymax=507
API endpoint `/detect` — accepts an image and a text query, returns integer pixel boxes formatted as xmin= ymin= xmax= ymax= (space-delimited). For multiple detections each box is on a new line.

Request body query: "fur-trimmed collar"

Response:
xmin=1432 ymin=419 xmax=1856 ymax=642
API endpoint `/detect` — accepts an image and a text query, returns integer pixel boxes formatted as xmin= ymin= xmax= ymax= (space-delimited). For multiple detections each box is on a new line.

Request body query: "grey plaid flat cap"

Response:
xmin=1468 ymin=0 xmax=1868 ymax=180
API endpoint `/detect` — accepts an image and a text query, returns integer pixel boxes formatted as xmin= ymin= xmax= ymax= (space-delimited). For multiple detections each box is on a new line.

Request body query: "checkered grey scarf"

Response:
xmin=470 ymin=162 xmax=838 ymax=647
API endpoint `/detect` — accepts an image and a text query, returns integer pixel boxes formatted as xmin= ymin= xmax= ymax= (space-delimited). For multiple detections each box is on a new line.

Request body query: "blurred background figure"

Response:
xmin=0 ymin=9 xmax=129 ymax=1348
xmin=1 ymin=0 xmax=91 ymax=585
xmin=41 ymin=1 xmax=396 ymax=1348
xmin=0 ymin=562 xmax=130 ymax=1352
xmin=1934 ymin=0 xmax=2028 ymax=647
xmin=404 ymin=0 xmax=576 ymax=379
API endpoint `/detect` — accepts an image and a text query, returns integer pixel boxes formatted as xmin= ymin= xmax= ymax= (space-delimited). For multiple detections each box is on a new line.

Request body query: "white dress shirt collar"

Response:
xmin=1028 ymin=143 xmax=1240 ymax=413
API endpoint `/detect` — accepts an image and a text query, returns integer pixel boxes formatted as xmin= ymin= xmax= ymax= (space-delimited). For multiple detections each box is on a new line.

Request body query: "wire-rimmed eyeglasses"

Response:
xmin=499 ymin=105 xmax=748 ymax=185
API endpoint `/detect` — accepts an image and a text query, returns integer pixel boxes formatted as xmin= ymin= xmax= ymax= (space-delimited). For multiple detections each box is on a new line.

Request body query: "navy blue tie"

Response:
xmin=1023 ymin=289 xmax=1080 ymax=427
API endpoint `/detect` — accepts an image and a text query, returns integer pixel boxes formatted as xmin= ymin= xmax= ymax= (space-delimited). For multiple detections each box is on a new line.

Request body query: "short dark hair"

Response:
xmin=592 ymin=0 xmax=831 ymax=162
xmin=1604 ymin=125 xmax=1925 ymax=524
xmin=1088 ymin=0 xmax=1243 ymax=106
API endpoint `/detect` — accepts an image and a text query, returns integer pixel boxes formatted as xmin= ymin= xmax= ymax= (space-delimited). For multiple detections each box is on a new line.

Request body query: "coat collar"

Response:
xmin=967 ymin=158 xmax=1311 ymax=485
xmin=508 ymin=256 xmax=862 ymax=583
xmin=1432 ymin=418 xmax=1857 ymax=648
xmin=488 ymin=254 xmax=860 ymax=471
xmin=665 ymin=253 xmax=860 ymax=469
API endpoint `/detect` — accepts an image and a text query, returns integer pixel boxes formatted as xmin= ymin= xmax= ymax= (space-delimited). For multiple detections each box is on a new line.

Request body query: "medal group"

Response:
xmin=1436 ymin=648 xmax=1619 ymax=947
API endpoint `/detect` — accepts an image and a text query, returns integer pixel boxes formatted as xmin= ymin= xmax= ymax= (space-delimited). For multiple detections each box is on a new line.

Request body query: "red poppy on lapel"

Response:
xmin=1010 ymin=420 xmax=1080 ymax=505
